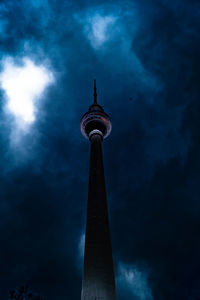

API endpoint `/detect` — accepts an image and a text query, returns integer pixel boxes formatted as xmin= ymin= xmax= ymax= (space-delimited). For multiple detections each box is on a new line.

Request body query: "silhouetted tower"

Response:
xmin=80 ymin=80 xmax=116 ymax=299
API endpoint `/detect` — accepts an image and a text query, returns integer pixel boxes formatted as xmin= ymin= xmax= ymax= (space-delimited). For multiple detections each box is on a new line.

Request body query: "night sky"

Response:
xmin=0 ymin=0 xmax=200 ymax=299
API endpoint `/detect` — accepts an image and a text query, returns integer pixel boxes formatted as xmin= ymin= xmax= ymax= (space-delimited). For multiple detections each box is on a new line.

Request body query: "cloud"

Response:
xmin=76 ymin=232 xmax=85 ymax=273
xmin=78 ymin=233 xmax=85 ymax=260
xmin=74 ymin=4 xmax=159 ymax=94
xmin=0 ymin=56 xmax=54 ymax=167
xmin=74 ymin=5 xmax=120 ymax=49
xmin=117 ymin=263 xmax=153 ymax=300
xmin=83 ymin=14 xmax=117 ymax=48
xmin=0 ymin=56 xmax=54 ymax=127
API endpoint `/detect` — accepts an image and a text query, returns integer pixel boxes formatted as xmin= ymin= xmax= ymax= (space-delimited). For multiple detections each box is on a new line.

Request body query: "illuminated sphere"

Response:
xmin=80 ymin=103 xmax=112 ymax=139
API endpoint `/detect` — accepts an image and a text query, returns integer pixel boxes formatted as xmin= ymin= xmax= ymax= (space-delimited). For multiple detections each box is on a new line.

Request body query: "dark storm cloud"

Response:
xmin=0 ymin=0 xmax=200 ymax=299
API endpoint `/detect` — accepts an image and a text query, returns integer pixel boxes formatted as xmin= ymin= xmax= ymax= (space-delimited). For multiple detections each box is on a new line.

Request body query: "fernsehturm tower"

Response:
xmin=80 ymin=81 xmax=116 ymax=300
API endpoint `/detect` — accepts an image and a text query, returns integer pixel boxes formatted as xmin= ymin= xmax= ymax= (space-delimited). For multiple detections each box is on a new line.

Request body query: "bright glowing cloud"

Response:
xmin=0 ymin=57 xmax=54 ymax=127
xmin=117 ymin=263 xmax=153 ymax=300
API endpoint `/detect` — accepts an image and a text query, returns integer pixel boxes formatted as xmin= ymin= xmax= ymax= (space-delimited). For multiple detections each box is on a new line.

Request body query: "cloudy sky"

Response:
xmin=0 ymin=0 xmax=200 ymax=299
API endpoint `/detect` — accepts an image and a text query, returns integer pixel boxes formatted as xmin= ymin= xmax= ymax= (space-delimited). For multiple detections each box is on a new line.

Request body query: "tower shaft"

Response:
xmin=81 ymin=134 xmax=116 ymax=300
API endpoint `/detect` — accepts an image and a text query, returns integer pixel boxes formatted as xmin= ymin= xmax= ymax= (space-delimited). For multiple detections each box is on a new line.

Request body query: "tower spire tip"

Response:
xmin=94 ymin=79 xmax=97 ymax=104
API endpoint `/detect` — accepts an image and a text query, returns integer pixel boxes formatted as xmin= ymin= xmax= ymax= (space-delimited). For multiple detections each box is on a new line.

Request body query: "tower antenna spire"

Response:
xmin=94 ymin=79 xmax=97 ymax=104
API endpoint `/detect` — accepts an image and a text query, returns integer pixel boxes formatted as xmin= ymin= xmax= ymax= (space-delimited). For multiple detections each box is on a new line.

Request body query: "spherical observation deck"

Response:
xmin=80 ymin=81 xmax=112 ymax=140
xmin=81 ymin=103 xmax=112 ymax=139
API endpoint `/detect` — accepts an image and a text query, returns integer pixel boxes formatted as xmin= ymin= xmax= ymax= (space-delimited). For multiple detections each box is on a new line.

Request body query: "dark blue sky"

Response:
xmin=0 ymin=0 xmax=200 ymax=299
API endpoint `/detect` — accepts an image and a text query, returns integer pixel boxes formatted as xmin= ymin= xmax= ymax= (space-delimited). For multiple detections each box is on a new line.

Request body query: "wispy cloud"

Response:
xmin=117 ymin=263 xmax=153 ymax=300
xmin=74 ymin=6 xmax=119 ymax=49
xmin=74 ymin=5 xmax=158 ymax=91
xmin=83 ymin=13 xmax=117 ymax=49
xmin=78 ymin=232 xmax=85 ymax=260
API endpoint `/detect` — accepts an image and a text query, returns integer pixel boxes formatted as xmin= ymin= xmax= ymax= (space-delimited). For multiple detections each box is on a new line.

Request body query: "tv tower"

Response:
xmin=80 ymin=80 xmax=116 ymax=299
